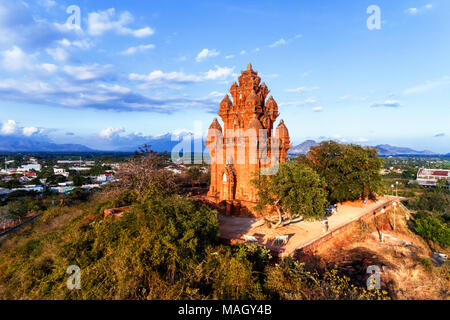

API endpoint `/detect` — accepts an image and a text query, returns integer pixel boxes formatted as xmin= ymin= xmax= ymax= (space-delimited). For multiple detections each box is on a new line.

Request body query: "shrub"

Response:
xmin=420 ymin=258 xmax=432 ymax=271
xmin=415 ymin=215 xmax=450 ymax=246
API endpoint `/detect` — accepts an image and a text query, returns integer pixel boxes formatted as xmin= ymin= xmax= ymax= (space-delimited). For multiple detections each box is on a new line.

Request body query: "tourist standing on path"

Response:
xmin=321 ymin=220 xmax=329 ymax=233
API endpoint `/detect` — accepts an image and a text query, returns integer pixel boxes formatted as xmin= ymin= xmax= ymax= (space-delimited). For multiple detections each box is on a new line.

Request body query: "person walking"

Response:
xmin=321 ymin=220 xmax=327 ymax=233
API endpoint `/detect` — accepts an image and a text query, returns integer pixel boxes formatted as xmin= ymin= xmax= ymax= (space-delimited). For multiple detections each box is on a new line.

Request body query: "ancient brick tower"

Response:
xmin=206 ymin=63 xmax=291 ymax=216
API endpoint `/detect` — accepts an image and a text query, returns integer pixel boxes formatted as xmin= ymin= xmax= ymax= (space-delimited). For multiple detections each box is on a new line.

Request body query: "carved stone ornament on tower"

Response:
xmin=205 ymin=63 xmax=291 ymax=216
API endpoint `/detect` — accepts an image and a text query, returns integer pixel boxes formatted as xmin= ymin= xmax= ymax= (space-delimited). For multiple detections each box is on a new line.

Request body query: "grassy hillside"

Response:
xmin=0 ymin=151 xmax=447 ymax=300
xmin=0 ymin=190 xmax=391 ymax=300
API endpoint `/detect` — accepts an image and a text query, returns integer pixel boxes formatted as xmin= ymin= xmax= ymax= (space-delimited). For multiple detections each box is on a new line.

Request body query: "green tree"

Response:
xmin=199 ymin=246 xmax=264 ymax=300
xmin=253 ymin=161 xmax=328 ymax=227
xmin=415 ymin=215 xmax=450 ymax=246
xmin=3 ymin=201 xmax=28 ymax=221
xmin=402 ymin=167 xmax=418 ymax=180
xmin=299 ymin=141 xmax=384 ymax=203
xmin=0 ymin=179 xmax=21 ymax=189
xmin=72 ymin=175 xmax=86 ymax=187
xmin=416 ymin=190 xmax=449 ymax=213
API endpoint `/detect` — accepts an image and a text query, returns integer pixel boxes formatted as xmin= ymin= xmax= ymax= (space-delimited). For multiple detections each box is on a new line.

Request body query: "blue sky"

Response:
xmin=0 ymin=0 xmax=449 ymax=152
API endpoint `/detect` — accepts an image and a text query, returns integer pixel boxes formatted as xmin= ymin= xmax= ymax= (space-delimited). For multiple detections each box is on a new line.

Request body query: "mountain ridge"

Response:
xmin=0 ymin=134 xmax=446 ymax=155
xmin=288 ymin=140 xmax=442 ymax=156
xmin=0 ymin=136 xmax=94 ymax=152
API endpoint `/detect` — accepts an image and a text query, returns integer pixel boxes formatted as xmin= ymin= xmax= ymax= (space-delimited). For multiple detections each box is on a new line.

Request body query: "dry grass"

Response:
xmin=0 ymin=199 xmax=93 ymax=251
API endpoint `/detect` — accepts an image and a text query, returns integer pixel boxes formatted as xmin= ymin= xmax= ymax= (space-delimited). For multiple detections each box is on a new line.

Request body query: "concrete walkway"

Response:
xmin=219 ymin=196 xmax=395 ymax=257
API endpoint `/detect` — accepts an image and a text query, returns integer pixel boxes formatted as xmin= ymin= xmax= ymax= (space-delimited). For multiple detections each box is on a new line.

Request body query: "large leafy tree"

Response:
xmin=253 ymin=161 xmax=328 ymax=227
xmin=299 ymin=141 xmax=384 ymax=203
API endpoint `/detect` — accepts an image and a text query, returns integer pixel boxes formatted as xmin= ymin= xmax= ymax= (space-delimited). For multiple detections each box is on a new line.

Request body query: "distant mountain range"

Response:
xmin=0 ymin=136 xmax=94 ymax=152
xmin=375 ymin=144 xmax=436 ymax=156
xmin=114 ymin=132 xmax=207 ymax=153
xmin=0 ymin=134 xmax=446 ymax=156
xmin=124 ymin=137 xmax=443 ymax=156
xmin=288 ymin=140 xmax=318 ymax=155
xmin=288 ymin=140 xmax=439 ymax=156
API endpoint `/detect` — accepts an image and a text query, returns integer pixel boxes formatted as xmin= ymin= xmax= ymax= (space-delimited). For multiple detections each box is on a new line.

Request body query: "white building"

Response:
xmin=50 ymin=186 xmax=75 ymax=194
xmin=54 ymin=168 xmax=70 ymax=177
xmin=96 ymin=174 xmax=113 ymax=183
xmin=18 ymin=163 xmax=41 ymax=172
xmin=416 ymin=168 xmax=450 ymax=187
xmin=58 ymin=181 xmax=74 ymax=187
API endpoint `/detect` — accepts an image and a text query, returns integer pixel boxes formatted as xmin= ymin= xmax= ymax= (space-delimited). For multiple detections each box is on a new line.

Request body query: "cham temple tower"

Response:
xmin=206 ymin=63 xmax=291 ymax=216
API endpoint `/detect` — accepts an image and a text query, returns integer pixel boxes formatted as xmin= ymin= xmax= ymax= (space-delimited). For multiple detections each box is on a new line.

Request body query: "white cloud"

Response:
xmin=40 ymin=63 xmax=58 ymax=73
xmin=280 ymin=96 xmax=319 ymax=108
xmin=57 ymin=38 xmax=92 ymax=50
xmin=38 ymin=0 xmax=56 ymax=8
xmin=87 ymin=8 xmax=154 ymax=37
xmin=405 ymin=4 xmax=433 ymax=15
xmin=129 ymin=70 xmax=202 ymax=88
xmin=99 ymin=127 xmax=125 ymax=139
xmin=269 ymin=38 xmax=287 ymax=48
xmin=120 ymin=44 xmax=155 ymax=55
xmin=312 ymin=106 xmax=323 ymax=112
xmin=330 ymin=134 xmax=347 ymax=142
xmin=403 ymin=76 xmax=450 ymax=95
xmin=132 ymin=27 xmax=154 ymax=38
xmin=209 ymin=91 xmax=225 ymax=97
xmin=285 ymin=86 xmax=320 ymax=93
xmin=0 ymin=1 xmax=72 ymax=49
xmin=0 ymin=75 xmax=218 ymax=113
xmin=62 ymin=64 xmax=111 ymax=81
xmin=240 ymin=50 xmax=247 ymax=55
xmin=0 ymin=55 xmax=219 ymax=114
xmin=269 ymin=34 xmax=302 ymax=48
xmin=405 ymin=8 xmax=418 ymax=15
xmin=1 ymin=46 xmax=59 ymax=73
xmin=304 ymin=97 xmax=317 ymax=104
xmin=2 ymin=46 xmax=31 ymax=71
xmin=225 ymin=55 xmax=235 ymax=59
xmin=1 ymin=120 xmax=19 ymax=135
xmin=370 ymin=100 xmax=402 ymax=108
xmin=0 ymin=120 xmax=46 ymax=137
xmin=203 ymin=66 xmax=234 ymax=80
xmin=129 ymin=66 xmax=234 ymax=88
xmin=46 ymin=47 xmax=69 ymax=62
xmin=196 ymin=48 xmax=220 ymax=62
xmin=23 ymin=127 xmax=39 ymax=137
